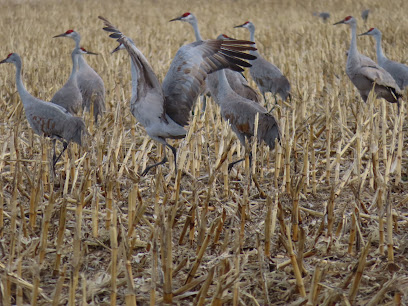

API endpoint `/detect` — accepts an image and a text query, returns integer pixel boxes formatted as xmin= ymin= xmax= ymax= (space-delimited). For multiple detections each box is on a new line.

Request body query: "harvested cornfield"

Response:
xmin=1 ymin=0 xmax=408 ymax=304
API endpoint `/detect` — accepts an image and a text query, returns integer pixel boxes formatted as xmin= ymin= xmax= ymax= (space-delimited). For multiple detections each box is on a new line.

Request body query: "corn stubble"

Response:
xmin=0 ymin=0 xmax=408 ymax=304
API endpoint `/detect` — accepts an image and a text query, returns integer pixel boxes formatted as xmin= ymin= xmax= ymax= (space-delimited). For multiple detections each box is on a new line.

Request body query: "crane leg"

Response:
xmin=228 ymin=151 xmax=252 ymax=172
xmin=141 ymin=155 xmax=168 ymax=176
xmin=166 ymin=143 xmax=178 ymax=173
xmin=53 ymin=141 xmax=68 ymax=171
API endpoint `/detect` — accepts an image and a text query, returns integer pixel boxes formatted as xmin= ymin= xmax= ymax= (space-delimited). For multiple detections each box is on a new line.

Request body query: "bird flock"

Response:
xmin=1 ymin=11 xmax=407 ymax=176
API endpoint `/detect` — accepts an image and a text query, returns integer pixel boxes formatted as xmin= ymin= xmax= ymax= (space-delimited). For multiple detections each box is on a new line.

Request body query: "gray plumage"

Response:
xmin=0 ymin=53 xmax=86 ymax=169
xmin=215 ymin=68 xmax=280 ymax=169
xmin=334 ymin=16 xmax=402 ymax=106
xmin=53 ymin=30 xmax=106 ymax=123
xmin=234 ymin=21 xmax=291 ymax=104
xmin=51 ymin=47 xmax=97 ymax=115
xmin=206 ymin=34 xmax=261 ymax=105
xmin=360 ymin=27 xmax=408 ymax=90
xmin=99 ymin=16 xmax=256 ymax=175
xmin=361 ymin=9 xmax=370 ymax=23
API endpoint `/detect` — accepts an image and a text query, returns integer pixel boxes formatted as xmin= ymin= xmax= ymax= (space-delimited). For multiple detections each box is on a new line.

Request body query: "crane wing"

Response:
xmin=162 ymin=39 xmax=256 ymax=126
xmin=99 ymin=16 xmax=164 ymax=107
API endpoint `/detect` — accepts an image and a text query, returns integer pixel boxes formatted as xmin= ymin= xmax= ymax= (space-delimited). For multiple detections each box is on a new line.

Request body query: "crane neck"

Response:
xmin=129 ymin=55 xmax=139 ymax=101
xmin=69 ymin=50 xmax=79 ymax=82
xmin=13 ymin=56 xmax=32 ymax=105
xmin=348 ymin=22 xmax=359 ymax=60
xmin=216 ymin=69 xmax=232 ymax=99
xmin=190 ymin=19 xmax=203 ymax=41
xmin=374 ymin=33 xmax=387 ymax=64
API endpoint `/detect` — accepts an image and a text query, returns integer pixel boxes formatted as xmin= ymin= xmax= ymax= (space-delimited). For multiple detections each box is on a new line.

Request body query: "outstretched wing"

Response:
xmin=162 ymin=39 xmax=256 ymax=126
xmin=99 ymin=16 xmax=164 ymax=106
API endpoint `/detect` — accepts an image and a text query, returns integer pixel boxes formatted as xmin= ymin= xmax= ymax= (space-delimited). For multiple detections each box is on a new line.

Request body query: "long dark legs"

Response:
xmin=228 ymin=151 xmax=252 ymax=172
xmin=53 ymin=140 xmax=68 ymax=171
xmin=141 ymin=143 xmax=178 ymax=176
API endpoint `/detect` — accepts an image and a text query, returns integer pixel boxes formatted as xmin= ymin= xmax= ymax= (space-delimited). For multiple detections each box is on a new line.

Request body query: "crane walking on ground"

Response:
xmin=333 ymin=16 xmax=402 ymax=110
xmin=234 ymin=21 xmax=291 ymax=106
xmin=54 ymin=30 xmax=106 ymax=123
xmin=0 ymin=53 xmax=87 ymax=171
xmin=51 ymin=47 xmax=97 ymax=115
xmin=214 ymin=68 xmax=280 ymax=170
xmin=99 ymin=16 xmax=256 ymax=175
xmin=359 ymin=27 xmax=408 ymax=90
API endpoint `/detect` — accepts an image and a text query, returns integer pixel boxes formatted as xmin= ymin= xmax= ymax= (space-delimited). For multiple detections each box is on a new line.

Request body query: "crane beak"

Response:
xmin=169 ymin=16 xmax=182 ymax=22
xmin=358 ymin=31 xmax=370 ymax=36
xmin=234 ymin=23 xmax=245 ymax=28
xmin=0 ymin=58 xmax=7 ymax=64
xmin=86 ymin=50 xmax=98 ymax=55
xmin=111 ymin=44 xmax=123 ymax=54
xmin=333 ymin=20 xmax=345 ymax=25
xmin=53 ymin=32 xmax=67 ymax=38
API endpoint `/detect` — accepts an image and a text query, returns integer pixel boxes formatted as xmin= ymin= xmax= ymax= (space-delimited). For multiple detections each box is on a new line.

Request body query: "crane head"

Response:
xmin=358 ymin=27 xmax=380 ymax=37
xmin=53 ymin=29 xmax=76 ymax=38
xmin=234 ymin=21 xmax=253 ymax=29
xmin=216 ymin=34 xmax=236 ymax=41
xmin=169 ymin=12 xmax=195 ymax=23
xmin=0 ymin=53 xmax=17 ymax=64
xmin=79 ymin=47 xmax=98 ymax=55
xmin=333 ymin=16 xmax=355 ymax=26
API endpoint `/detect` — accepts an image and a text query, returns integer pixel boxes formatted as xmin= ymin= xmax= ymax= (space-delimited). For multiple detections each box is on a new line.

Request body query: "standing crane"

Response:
xmin=359 ymin=27 xmax=408 ymax=90
xmin=0 ymin=53 xmax=86 ymax=171
xmin=99 ymin=16 xmax=256 ymax=175
xmin=169 ymin=13 xmax=261 ymax=108
xmin=53 ymin=29 xmax=106 ymax=123
xmin=234 ymin=21 xmax=291 ymax=105
xmin=333 ymin=16 xmax=402 ymax=110
xmin=214 ymin=68 xmax=280 ymax=170
xmin=206 ymin=34 xmax=261 ymax=105
xmin=51 ymin=47 xmax=97 ymax=115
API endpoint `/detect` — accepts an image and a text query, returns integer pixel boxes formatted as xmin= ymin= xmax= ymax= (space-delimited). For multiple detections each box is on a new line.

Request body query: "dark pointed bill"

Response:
xmin=234 ymin=23 xmax=246 ymax=28
xmin=358 ymin=30 xmax=370 ymax=36
xmin=53 ymin=32 xmax=67 ymax=38
xmin=333 ymin=20 xmax=345 ymax=25
xmin=169 ymin=16 xmax=182 ymax=22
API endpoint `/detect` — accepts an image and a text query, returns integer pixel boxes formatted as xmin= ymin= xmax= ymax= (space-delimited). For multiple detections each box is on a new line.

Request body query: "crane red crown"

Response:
xmin=222 ymin=34 xmax=230 ymax=38
xmin=7 ymin=53 xmax=13 ymax=58
xmin=344 ymin=16 xmax=352 ymax=21
xmin=245 ymin=21 xmax=250 ymax=24
xmin=66 ymin=29 xmax=74 ymax=34
xmin=80 ymin=47 xmax=86 ymax=52
xmin=182 ymin=12 xmax=190 ymax=17
xmin=369 ymin=27 xmax=374 ymax=31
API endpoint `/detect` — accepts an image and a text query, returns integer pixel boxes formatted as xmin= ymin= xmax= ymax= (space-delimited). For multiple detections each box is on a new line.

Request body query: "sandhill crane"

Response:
xmin=53 ymin=29 xmax=105 ymax=123
xmin=333 ymin=16 xmax=402 ymax=110
xmin=206 ymin=34 xmax=261 ymax=105
xmin=51 ymin=47 xmax=97 ymax=115
xmin=0 ymin=53 xmax=86 ymax=170
xmin=214 ymin=68 xmax=280 ymax=170
xmin=99 ymin=16 xmax=256 ymax=175
xmin=170 ymin=13 xmax=261 ymax=107
xmin=359 ymin=27 xmax=408 ymax=90
xmin=313 ymin=12 xmax=331 ymax=23
xmin=361 ymin=9 xmax=370 ymax=23
xmin=234 ymin=21 xmax=291 ymax=105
